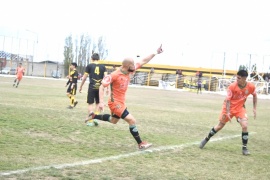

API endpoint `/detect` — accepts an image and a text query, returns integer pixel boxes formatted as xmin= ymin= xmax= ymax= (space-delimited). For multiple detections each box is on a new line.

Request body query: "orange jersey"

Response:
xmin=223 ymin=81 xmax=256 ymax=113
xmin=16 ymin=67 xmax=25 ymax=76
xmin=102 ymin=63 xmax=141 ymax=104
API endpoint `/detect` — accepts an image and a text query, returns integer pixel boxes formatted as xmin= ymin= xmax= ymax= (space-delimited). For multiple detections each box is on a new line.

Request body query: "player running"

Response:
xmin=13 ymin=63 xmax=25 ymax=88
xmin=85 ymin=44 xmax=163 ymax=150
xmin=66 ymin=63 xmax=79 ymax=109
xmin=199 ymin=69 xmax=257 ymax=155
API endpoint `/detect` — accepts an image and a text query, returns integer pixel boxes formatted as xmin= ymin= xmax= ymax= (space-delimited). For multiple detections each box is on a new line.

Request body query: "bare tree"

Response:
xmin=63 ymin=33 xmax=108 ymax=75
xmin=96 ymin=36 xmax=108 ymax=60
xmin=63 ymin=34 xmax=74 ymax=76
xmin=74 ymin=37 xmax=78 ymax=65
xmin=76 ymin=33 xmax=93 ymax=73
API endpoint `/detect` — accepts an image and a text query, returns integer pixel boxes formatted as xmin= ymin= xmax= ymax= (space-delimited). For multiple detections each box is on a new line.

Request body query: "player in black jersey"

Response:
xmin=66 ymin=63 xmax=79 ymax=109
xmin=79 ymin=53 xmax=107 ymax=125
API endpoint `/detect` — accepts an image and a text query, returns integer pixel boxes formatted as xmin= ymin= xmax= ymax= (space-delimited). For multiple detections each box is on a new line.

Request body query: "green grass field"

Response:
xmin=0 ymin=75 xmax=269 ymax=180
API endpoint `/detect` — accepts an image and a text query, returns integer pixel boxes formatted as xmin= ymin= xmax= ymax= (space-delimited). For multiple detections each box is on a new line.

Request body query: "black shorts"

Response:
xmin=67 ymin=84 xmax=77 ymax=95
xmin=87 ymin=89 xmax=99 ymax=104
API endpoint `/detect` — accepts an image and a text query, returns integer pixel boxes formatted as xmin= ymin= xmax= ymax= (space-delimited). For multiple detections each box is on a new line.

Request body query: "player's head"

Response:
xmin=237 ymin=70 xmax=248 ymax=77
xmin=19 ymin=63 xmax=22 ymax=66
xmin=236 ymin=70 xmax=248 ymax=83
xmin=70 ymin=62 xmax=77 ymax=69
xmin=122 ymin=58 xmax=135 ymax=72
xmin=91 ymin=53 xmax=100 ymax=61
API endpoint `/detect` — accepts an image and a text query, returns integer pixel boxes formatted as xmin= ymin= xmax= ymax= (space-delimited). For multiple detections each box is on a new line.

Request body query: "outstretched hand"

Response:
xmin=157 ymin=44 xmax=163 ymax=54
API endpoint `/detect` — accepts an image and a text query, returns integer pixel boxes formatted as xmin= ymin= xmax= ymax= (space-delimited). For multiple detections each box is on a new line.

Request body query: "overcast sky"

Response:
xmin=1 ymin=0 xmax=270 ymax=71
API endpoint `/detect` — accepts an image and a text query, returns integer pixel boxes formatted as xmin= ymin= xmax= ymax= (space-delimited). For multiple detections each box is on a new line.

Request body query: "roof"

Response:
xmin=38 ymin=60 xmax=58 ymax=64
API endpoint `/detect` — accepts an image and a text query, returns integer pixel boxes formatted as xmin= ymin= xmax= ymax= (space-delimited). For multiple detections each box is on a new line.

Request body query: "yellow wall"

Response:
xmin=101 ymin=60 xmax=237 ymax=78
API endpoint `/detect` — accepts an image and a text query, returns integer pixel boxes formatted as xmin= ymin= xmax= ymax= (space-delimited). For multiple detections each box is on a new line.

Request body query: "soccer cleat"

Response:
xmin=85 ymin=112 xmax=94 ymax=123
xmin=67 ymin=105 xmax=73 ymax=109
xmin=199 ymin=138 xmax=209 ymax=149
xmin=93 ymin=119 xmax=99 ymax=126
xmin=74 ymin=101 xmax=78 ymax=107
xmin=242 ymin=147 xmax=250 ymax=155
xmin=138 ymin=141 xmax=152 ymax=150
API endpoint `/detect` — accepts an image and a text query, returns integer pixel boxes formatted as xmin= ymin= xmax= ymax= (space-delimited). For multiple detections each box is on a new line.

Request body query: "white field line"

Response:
xmin=0 ymin=133 xmax=256 ymax=176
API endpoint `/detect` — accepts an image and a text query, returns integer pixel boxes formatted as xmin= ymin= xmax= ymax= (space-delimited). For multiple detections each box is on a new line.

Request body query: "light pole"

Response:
xmin=26 ymin=29 xmax=38 ymax=76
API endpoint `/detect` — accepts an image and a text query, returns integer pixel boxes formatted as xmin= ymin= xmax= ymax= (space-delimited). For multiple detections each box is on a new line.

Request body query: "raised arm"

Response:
xmin=138 ymin=44 xmax=163 ymax=67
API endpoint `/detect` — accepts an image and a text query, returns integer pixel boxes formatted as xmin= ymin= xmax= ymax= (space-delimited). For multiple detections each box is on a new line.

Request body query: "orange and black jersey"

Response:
xmin=85 ymin=62 xmax=106 ymax=90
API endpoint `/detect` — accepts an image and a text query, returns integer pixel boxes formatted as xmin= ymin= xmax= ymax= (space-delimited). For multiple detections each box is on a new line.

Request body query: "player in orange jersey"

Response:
xmin=199 ymin=70 xmax=257 ymax=155
xmin=85 ymin=44 xmax=163 ymax=150
xmin=13 ymin=63 xmax=25 ymax=88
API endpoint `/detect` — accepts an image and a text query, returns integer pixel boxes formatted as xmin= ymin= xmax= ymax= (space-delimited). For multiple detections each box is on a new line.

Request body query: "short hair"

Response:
xmin=91 ymin=53 xmax=100 ymax=61
xmin=237 ymin=70 xmax=248 ymax=77
xmin=71 ymin=62 xmax=77 ymax=68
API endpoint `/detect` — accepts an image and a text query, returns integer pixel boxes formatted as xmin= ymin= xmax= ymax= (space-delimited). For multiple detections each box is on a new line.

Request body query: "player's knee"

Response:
xmin=240 ymin=119 xmax=248 ymax=129
xmin=110 ymin=117 xmax=119 ymax=124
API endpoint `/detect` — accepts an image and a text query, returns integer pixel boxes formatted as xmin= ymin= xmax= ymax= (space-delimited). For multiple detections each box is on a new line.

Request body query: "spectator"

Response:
xmin=199 ymin=71 xmax=203 ymax=78
xmin=176 ymin=69 xmax=182 ymax=75
xmin=197 ymin=79 xmax=202 ymax=94
xmin=150 ymin=67 xmax=154 ymax=74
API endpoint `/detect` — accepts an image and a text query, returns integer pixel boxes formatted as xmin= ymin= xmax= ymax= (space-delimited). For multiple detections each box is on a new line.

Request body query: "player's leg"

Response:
xmin=16 ymin=80 xmax=20 ymax=87
xmin=16 ymin=76 xmax=22 ymax=87
xmin=70 ymin=87 xmax=76 ymax=108
xmin=86 ymin=109 xmax=120 ymax=125
xmin=237 ymin=109 xmax=250 ymax=155
xmin=199 ymin=112 xmax=228 ymax=149
xmin=93 ymin=90 xmax=100 ymax=114
xmin=85 ymin=101 xmax=120 ymax=124
xmin=122 ymin=109 xmax=152 ymax=150
xmin=66 ymin=85 xmax=73 ymax=109
xmin=13 ymin=77 xmax=17 ymax=87
xmin=72 ymin=85 xmax=78 ymax=107
xmin=85 ymin=89 xmax=97 ymax=125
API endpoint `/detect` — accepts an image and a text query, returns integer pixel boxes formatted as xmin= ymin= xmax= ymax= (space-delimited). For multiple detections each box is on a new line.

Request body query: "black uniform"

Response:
xmin=84 ymin=62 xmax=106 ymax=104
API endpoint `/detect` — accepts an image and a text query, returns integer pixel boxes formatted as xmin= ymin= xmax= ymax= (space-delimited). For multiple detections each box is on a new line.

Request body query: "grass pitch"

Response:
xmin=0 ymin=76 xmax=269 ymax=180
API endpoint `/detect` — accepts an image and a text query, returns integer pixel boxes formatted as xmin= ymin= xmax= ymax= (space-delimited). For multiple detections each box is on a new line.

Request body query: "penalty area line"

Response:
xmin=0 ymin=132 xmax=256 ymax=176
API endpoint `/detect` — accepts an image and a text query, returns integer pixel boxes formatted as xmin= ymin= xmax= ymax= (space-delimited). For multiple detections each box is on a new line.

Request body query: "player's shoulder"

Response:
xmin=228 ymin=81 xmax=237 ymax=88
xmin=247 ymin=82 xmax=256 ymax=89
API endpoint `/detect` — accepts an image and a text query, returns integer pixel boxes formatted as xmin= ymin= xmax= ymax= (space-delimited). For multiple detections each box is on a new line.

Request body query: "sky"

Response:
xmin=1 ymin=0 xmax=270 ymax=72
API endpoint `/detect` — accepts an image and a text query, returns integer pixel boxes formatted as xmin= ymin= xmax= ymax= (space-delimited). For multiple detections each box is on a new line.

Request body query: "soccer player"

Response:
xmin=79 ymin=53 xmax=107 ymax=126
xmin=13 ymin=63 xmax=25 ymax=88
xmin=85 ymin=44 xmax=163 ymax=150
xmin=199 ymin=70 xmax=257 ymax=155
xmin=66 ymin=63 xmax=79 ymax=109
